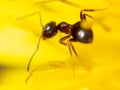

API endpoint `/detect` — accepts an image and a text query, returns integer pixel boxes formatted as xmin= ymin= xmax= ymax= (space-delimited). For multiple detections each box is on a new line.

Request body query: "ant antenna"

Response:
xmin=27 ymin=12 xmax=43 ymax=71
xmin=17 ymin=12 xmax=43 ymax=71
xmin=34 ymin=0 xmax=85 ymax=9
xmin=17 ymin=12 xmax=44 ymax=27
xmin=27 ymin=34 xmax=42 ymax=71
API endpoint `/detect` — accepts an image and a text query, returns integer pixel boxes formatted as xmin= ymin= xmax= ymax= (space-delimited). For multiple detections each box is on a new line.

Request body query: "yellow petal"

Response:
xmin=0 ymin=0 xmax=120 ymax=90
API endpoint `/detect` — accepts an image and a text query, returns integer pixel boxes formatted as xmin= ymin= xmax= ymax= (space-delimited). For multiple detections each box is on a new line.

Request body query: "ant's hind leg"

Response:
xmin=68 ymin=39 xmax=78 ymax=56
xmin=60 ymin=0 xmax=85 ymax=8
xmin=80 ymin=7 xmax=109 ymax=20
xmin=80 ymin=9 xmax=95 ymax=20
xmin=59 ymin=35 xmax=73 ymax=56
xmin=59 ymin=36 xmax=78 ymax=57
xmin=80 ymin=8 xmax=111 ymax=31
xmin=35 ymin=0 xmax=85 ymax=9
xmin=35 ymin=0 xmax=58 ymax=5
xmin=67 ymin=39 xmax=78 ymax=75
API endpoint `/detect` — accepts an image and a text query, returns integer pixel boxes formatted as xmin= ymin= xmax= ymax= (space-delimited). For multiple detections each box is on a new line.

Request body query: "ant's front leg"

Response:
xmin=59 ymin=37 xmax=78 ymax=75
xmin=59 ymin=35 xmax=73 ymax=56
xmin=59 ymin=34 xmax=71 ymax=46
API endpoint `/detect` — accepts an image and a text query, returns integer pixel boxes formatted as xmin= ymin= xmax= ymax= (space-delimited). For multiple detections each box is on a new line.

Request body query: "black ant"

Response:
xmin=17 ymin=1 xmax=111 ymax=84
xmin=19 ymin=9 xmax=107 ymax=73
xmin=18 ymin=0 xmax=110 ymax=73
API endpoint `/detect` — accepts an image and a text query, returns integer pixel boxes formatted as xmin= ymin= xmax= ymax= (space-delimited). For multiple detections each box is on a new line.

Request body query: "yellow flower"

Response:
xmin=0 ymin=0 xmax=120 ymax=90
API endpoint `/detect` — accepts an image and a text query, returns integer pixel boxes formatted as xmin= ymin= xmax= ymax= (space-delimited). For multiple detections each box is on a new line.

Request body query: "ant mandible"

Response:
xmin=18 ymin=0 xmax=109 ymax=72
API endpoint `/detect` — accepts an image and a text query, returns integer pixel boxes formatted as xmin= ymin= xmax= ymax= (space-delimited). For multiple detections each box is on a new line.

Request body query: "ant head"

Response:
xmin=42 ymin=21 xmax=58 ymax=40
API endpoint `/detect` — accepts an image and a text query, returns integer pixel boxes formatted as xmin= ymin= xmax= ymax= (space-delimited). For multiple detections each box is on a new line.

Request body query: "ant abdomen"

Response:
xmin=71 ymin=21 xmax=93 ymax=43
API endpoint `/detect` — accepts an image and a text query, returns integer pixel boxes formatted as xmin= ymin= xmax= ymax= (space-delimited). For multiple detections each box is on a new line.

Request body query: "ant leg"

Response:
xmin=80 ymin=9 xmax=111 ymax=31
xmin=67 ymin=40 xmax=72 ymax=56
xmin=59 ymin=35 xmax=73 ymax=56
xmin=59 ymin=37 xmax=77 ymax=75
xmin=80 ymin=9 xmax=100 ymax=20
xmin=68 ymin=39 xmax=78 ymax=75
xmin=68 ymin=39 xmax=78 ymax=56
xmin=59 ymin=34 xmax=71 ymax=46
xmin=35 ymin=0 xmax=58 ymax=5
xmin=80 ymin=12 xmax=94 ymax=20
xmin=60 ymin=0 xmax=85 ymax=8
xmin=59 ymin=36 xmax=78 ymax=56
xmin=80 ymin=7 xmax=110 ymax=20
xmin=35 ymin=0 xmax=85 ymax=8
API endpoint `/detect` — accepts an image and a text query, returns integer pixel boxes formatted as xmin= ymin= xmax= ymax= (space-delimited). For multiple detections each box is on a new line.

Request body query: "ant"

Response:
xmin=19 ymin=9 xmax=108 ymax=73
xmin=18 ymin=0 xmax=110 ymax=73
xmin=17 ymin=1 xmax=111 ymax=84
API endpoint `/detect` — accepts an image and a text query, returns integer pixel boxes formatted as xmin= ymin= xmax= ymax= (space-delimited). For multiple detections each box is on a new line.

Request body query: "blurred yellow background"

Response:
xmin=0 ymin=0 xmax=120 ymax=90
